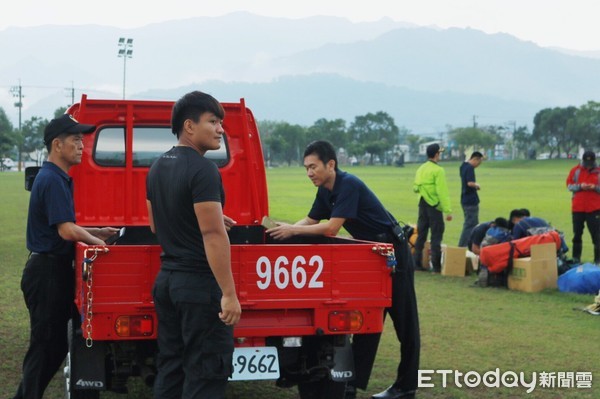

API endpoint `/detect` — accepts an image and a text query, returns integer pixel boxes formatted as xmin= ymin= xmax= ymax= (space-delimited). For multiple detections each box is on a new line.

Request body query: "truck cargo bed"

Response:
xmin=75 ymin=226 xmax=393 ymax=342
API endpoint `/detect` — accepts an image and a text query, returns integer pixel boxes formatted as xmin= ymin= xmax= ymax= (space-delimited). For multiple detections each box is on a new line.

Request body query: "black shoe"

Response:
xmin=372 ymin=385 xmax=416 ymax=399
xmin=345 ymin=384 xmax=357 ymax=399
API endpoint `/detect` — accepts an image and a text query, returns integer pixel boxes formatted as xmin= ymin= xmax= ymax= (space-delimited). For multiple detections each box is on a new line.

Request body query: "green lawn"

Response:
xmin=1 ymin=159 xmax=598 ymax=398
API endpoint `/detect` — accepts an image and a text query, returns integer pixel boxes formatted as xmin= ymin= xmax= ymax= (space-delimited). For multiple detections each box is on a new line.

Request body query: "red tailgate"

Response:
xmin=75 ymin=239 xmax=393 ymax=341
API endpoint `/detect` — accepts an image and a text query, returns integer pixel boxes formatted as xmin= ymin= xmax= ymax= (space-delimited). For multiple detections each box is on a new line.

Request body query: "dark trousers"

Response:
xmin=13 ymin=254 xmax=74 ymax=399
xmin=458 ymin=204 xmax=479 ymax=248
xmin=414 ymin=198 xmax=445 ymax=271
xmin=152 ymin=270 xmax=234 ymax=399
xmin=351 ymin=239 xmax=421 ymax=391
xmin=572 ymin=210 xmax=600 ymax=263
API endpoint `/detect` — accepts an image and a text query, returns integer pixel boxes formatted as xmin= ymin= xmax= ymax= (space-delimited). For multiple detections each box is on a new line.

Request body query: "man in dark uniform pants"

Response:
xmin=458 ymin=151 xmax=483 ymax=247
xmin=412 ymin=143 xmax=453 ymax=273
xmin=566 ymin=151 xmax=600 ymax=263
xmin=146 ymin=91 xmax=241 ymax=399
xmin=267 ymin=140 xmax=420 ymax=399
xmin=13 ymin=114 xmax=119 ymax=399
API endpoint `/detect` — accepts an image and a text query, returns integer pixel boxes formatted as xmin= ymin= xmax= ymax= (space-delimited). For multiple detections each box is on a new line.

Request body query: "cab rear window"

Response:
xmin=93 ymin=126 xmax=229 ymax=167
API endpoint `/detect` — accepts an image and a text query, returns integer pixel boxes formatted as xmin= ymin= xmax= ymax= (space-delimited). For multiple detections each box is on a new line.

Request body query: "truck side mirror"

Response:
xmin=25 ymin=166 xmax=41 ymax=191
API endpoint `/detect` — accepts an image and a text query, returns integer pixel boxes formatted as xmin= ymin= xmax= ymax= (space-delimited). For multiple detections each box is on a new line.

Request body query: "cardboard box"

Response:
xmin=422 ymin=241 xmax=431 ymax=268
xmin=508 ymin=243 xmax=558 ymax=293
xmin=466 ymin=250 xmax=479 ymax=274
xmin=423 ymin=241 xmax=445 ymax=269
xmin=441 ymin=245 xmax=467 ymax=277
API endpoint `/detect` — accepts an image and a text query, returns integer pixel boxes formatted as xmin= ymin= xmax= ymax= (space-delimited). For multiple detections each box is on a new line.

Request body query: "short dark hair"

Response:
xmin=509 ymin=208 xmax=529 ymax=221
xmin=171 ymin=91 xmax=224 ymax=138
xmin=45 ymin=132 xmax=76 ymax=153
xmin=493 ymin=217 xmax=509 ymax=229
xmin=426 ymin=143 xmax=443 ymax=158
xmin=508 ymin=208 xmax=530 ymax=229
xmin=470 ymin=151 xmax=484 ymax=159
xmin=303 ymin=140 xmax=338 ymax=171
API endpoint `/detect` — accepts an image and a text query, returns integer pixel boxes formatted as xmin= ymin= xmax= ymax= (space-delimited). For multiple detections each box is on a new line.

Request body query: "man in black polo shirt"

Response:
xmin=267 ymin=140 xmax=420 ymax=399
xmin=13 ymin=114 xmax=119 ymax=399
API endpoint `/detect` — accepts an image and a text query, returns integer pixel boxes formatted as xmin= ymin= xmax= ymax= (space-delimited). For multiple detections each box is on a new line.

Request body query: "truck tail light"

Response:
xmin=328 ymin=311 xmax=363 ymax=332
xmin=115 ymin=315 xmax=154 ymax=337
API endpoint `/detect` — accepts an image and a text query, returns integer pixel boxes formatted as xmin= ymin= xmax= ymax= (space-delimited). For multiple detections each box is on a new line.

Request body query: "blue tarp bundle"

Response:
xmin=557 ymin=263 xmax=600 ymax=294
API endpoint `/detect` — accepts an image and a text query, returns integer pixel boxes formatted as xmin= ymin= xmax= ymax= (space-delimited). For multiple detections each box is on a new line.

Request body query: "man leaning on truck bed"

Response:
xmin=266 ymin=140 xmax=420 ymax=399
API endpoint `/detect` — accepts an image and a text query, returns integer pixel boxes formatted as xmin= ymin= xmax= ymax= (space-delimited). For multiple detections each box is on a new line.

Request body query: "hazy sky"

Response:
xmin=2 ymin=0 xmax=599 ymax=51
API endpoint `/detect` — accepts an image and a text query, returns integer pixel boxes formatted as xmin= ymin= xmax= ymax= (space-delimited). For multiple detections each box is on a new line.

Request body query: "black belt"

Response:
xmin=29 ymin=252 xmax=70 ymax=261
xmin=374 ymin=232 xmax=396 ymax=244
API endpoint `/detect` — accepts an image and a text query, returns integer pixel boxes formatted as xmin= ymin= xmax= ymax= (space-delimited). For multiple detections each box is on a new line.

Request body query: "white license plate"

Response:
xmin=229 ymin=346 xmax=280 ymax=381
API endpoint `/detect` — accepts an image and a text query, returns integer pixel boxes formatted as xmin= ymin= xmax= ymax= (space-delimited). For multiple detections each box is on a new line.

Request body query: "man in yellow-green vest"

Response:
xmin=413 ymin=143 xmax=453 ymax=273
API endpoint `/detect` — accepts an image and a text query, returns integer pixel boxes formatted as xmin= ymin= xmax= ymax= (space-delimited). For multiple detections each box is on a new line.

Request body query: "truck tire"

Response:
xmin=298 ymin=378 xmax=347 ymax=399
xmin=64 ymin=319 xmax=100 ymax=399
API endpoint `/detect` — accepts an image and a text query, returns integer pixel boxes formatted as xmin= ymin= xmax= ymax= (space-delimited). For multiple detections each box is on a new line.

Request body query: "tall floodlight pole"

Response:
xmin=117 ymin=37 xmax=133 ymax=99
xmin=10 ymin=80 xmax=24 ymax=171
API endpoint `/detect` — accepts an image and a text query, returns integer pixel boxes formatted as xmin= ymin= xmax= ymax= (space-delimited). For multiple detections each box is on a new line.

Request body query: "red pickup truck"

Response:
xmin=28 ymin=95 xmax=394 ymax=398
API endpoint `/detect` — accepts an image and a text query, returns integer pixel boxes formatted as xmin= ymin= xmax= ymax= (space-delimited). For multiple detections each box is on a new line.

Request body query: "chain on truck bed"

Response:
xmin=81 ymin=247 xmax=109 ymax=348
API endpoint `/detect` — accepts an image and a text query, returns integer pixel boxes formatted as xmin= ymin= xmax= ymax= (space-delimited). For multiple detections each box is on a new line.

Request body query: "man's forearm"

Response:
xmin=203 ymin=231 xmax=237 ymax=296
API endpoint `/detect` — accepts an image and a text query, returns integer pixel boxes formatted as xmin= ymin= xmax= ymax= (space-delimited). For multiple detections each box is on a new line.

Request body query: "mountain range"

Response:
xmin=1 ymin=12 xmax=599 ymax=135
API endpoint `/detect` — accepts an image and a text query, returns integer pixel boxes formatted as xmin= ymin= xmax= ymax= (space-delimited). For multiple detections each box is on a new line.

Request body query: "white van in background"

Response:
xmin=1 ymin=158 xmax=15 ymax=171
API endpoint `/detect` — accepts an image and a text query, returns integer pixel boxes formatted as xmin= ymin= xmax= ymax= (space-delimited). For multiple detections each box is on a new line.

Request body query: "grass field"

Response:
xmin=1 ymin=159 xmax=599 ymax=398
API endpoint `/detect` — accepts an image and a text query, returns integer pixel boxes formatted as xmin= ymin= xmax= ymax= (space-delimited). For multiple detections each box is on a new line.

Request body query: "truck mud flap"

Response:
xmin=330 ymin=335 xmax=355 ymax=382
xmin=67 ymin=319 xmax=107 ymax=391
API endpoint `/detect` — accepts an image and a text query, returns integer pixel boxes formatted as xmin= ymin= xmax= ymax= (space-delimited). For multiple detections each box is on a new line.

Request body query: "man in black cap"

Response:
xmin=412 ymin=143 xmax=453 ymax=272
xmin=12 ymin=114 xmax=119 ymax=399
xmin=566 ymin=150 xmax=600 ymax=264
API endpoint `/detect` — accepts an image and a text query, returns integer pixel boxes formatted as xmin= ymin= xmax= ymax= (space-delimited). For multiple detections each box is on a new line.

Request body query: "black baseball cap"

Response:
xmin=582 ymin=150 xmax=596 ymax=168
xmin=44 ymin=114 xmax=95 ymax=145
xmin=426 ymin=143 xmax=444 ymax=158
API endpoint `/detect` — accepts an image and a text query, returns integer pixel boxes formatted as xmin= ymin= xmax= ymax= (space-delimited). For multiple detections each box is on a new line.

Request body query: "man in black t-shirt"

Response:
xmin=458 ymin=151 xmax=483 ymax=247
xmin=146 ymin=91 xmax=241 ymax=399
xmin=267 ymin=140 xmax=420 ymax=399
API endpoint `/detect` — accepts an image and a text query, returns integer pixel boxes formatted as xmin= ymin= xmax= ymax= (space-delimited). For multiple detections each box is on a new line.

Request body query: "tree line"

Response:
xmin=0 ymin=106 xmax=66 ymax=171
xmin=1 ymin=101 xmax=599 ymax=170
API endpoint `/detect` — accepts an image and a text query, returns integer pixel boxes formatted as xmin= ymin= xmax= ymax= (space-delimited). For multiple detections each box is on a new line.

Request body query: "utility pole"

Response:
xmin=65 ymin=81 xmax=75 ymax=106
xmin=472 ymin=115 xmax=478 ymax=128
xmin=10 ymin=80 xmax=24 ymax=171
xmin=507 ymin=120 xmax=517 ymax=160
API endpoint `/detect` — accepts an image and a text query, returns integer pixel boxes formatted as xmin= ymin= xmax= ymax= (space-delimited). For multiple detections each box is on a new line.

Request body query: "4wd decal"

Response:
xmin=75 ymin=378 xmax=104 ymax=388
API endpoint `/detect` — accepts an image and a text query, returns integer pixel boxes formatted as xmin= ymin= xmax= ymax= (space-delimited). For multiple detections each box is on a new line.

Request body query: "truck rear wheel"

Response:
xmin=298 ymin=378 xmax=347 ymax=399
xmin=64 ymin=319 xmax=100 ymax=399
